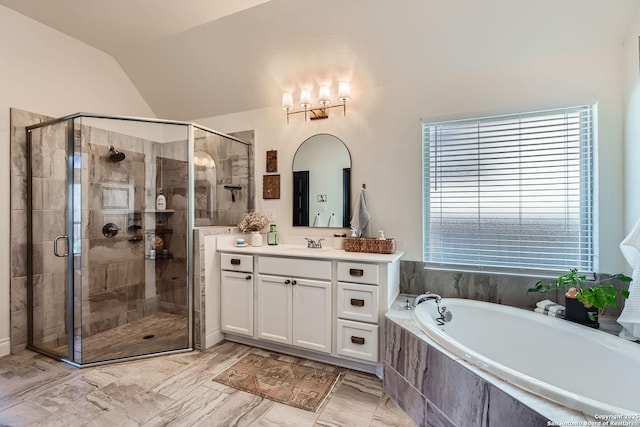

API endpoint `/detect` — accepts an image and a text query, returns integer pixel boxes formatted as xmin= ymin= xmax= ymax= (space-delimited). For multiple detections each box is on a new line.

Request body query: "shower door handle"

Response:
xmin=53 ymin=235 xmax=69 ymax=257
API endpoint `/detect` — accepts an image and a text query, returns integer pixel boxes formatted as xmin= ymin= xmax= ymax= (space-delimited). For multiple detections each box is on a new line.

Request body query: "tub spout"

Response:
xmin=413 ymin=292 xmax=442 ymax=307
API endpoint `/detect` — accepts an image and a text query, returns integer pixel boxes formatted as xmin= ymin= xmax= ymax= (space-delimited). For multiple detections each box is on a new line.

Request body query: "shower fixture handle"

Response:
xmin=102 ymin=223 xmax=119 ymax=238
xmin=53 ymin=235 xmax=69 ymax=257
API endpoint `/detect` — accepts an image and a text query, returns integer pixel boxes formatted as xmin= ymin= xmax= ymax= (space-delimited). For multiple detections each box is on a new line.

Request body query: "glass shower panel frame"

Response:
xmin=26 ymin=118 xmax=75 ymax=361
xmin=75 ymin=116 xmax=193 ymax=365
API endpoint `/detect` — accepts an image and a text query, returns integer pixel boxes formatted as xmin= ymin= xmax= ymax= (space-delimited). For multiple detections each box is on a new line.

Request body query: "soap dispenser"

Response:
xmin=156 ymin=190 xmax=166 ymax=210
xmin=267 ymin=223 xmax=278 ymax=246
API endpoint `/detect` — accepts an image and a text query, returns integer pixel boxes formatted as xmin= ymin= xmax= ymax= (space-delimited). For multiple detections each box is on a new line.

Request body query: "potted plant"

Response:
xmin=528 ymin=268 xmax=631 ymax=328
xmin=237 ymin=211 xmax=270 ymax=246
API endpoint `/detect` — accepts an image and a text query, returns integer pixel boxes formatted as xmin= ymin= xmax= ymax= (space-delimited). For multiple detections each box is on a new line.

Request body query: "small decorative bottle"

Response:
xmin=156 ymin=190 xmax=166 ymax=210
xmin=267 ymin=224 xmax=278 ymax=246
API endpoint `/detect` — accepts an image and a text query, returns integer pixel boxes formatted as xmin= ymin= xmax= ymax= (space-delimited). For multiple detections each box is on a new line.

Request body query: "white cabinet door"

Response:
xmin=220 ymin=270 xmax=254 ymax=336
xmin=293 ymin=278 xmax=332 ymax=353
xmin=257 ymin=275 xmax=292 ymax=344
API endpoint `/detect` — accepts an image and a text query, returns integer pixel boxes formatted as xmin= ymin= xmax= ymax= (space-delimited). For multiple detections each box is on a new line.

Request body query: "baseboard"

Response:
xmin=0 ymin=337 xmax=10 ymax=357
xmin=224 ymin=334 xmax=383 ymax=378
xmin=205 ymin=330 xmax=225 ymax=349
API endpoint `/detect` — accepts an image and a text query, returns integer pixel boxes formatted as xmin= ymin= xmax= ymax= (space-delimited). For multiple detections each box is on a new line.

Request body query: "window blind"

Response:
xmin=423 ymin=105 xmax=595 ymax=275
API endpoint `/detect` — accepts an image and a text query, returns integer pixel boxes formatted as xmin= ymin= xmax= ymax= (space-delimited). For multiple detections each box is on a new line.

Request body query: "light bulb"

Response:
xmin=338 ymin=81 xmax=351 ymax=102
xmin=300 ymin=89 xmax=312 ymax=108
xmin=282 ymin=92 xmax=293 ymax=110
xmin=318 ymin=85 xmax=331 ymax=106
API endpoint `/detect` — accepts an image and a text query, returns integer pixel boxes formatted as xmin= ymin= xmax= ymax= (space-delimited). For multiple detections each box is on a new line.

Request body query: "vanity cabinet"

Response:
xmin=220 ymin=254 xmax=254 ymax=337
xmin=336 ymin=262 xmax=382 ymax=362
xmin=257 ymin=256 xmax=332 ymax=353
xmin=217 ymin=244 xmax=402 ymax=377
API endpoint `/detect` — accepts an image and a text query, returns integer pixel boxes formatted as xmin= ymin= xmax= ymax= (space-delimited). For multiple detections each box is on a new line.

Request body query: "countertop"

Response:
xmin=216 ymin=235 xmax=404 ymax=263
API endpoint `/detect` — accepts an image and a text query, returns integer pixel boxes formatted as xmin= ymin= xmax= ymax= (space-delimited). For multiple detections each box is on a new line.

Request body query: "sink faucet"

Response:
xmin=305 ymin=238 xmax=325 ymax=248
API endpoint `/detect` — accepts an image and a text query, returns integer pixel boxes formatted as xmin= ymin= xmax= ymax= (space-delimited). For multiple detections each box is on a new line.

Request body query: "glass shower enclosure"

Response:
xmin=25 ymin=113 xmax=250 ymax=367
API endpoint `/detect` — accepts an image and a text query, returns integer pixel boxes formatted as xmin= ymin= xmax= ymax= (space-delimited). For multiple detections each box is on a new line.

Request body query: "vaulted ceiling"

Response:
xmin=1 ymin=0 xmax=638 ymax=120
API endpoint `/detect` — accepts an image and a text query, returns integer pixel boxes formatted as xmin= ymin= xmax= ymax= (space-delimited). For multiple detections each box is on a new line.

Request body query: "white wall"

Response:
xmin=196 ymin=43 xmax=626 ymax=274
xmin=624 ymin=9 xmax=640 ymax=237
xmin=0 ymin=5 xmax=155 ymax=355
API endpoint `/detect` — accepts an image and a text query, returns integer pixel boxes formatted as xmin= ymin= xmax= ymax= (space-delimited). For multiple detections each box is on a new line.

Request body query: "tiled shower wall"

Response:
xmin=10 ymin=109 xmax=54 ymax=352
xmin=9 ymin=110 xmax=192 ymax=353
xmin=194 ymin=130 xmax=253 ymax=227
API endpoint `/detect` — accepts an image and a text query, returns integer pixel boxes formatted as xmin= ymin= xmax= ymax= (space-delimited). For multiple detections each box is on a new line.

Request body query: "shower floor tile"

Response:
xmin=57 ymin=312 xmax=188 ymax=364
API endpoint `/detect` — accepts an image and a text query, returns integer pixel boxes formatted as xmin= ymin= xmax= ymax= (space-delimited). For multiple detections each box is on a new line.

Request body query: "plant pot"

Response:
xmin=564 ymin=296 xmax=599 ymax=328
xmin=251 ymin=231 xmax=263 ymax=247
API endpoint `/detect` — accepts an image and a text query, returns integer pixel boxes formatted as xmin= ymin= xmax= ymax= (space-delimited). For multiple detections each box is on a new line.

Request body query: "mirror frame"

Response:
xmin=292 ymin=133 xmax=351 ymax=228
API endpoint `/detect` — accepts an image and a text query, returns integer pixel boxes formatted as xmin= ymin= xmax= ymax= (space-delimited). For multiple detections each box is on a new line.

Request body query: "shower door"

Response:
xmin=28 ymin=114 xmax=193 ymax=366
xmin=27 ymin=119 xmax=73 ymax=360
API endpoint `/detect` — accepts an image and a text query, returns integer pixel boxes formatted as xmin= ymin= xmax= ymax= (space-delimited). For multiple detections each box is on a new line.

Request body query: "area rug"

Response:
xmin=213 ymin=353 xmax=340 ymax=412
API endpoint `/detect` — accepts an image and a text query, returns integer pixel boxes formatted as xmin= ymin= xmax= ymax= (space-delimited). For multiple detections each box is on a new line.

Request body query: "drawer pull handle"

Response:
xmin=349 ymin=268 xmax=364 ymax=277
xmin=350 ymin=298 xmax=365 ymax=307
xmin=351 ymin=336 xmax=365 ymax=345
xmin=230 ymin=259 xmax=241 ymax=265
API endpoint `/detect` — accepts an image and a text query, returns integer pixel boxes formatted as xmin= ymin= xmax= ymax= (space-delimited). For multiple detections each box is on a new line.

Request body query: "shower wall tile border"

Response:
xmin=194 ymin=226 xmax=240 ymax=350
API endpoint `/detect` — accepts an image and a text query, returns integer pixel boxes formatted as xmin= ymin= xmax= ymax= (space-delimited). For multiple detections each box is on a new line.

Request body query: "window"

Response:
xmin=423 ymin=105 xmax=596 ymax=275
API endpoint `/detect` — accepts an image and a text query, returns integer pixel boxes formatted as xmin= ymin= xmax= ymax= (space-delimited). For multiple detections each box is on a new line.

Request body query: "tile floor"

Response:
xmin=0 ymin=341 xmax=416 ymax=426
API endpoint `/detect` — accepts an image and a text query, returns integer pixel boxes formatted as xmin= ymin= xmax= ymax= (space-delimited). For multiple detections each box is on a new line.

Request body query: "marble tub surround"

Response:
xmin=399 ymin=261 xmax=630 ymax=317
xmin=384 ymin=295 xmax=603 ymax=426
xmin=0 ymin=341 xmax=415 ymax=426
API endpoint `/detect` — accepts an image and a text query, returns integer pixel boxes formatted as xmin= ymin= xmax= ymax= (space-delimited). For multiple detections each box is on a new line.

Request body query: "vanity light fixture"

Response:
xmin=282 ymin=81 xmax=351 ymax=123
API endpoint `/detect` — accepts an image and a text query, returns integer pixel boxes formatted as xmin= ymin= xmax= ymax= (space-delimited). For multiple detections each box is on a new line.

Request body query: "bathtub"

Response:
xmin=413 ymin=298 xmax=640 ymax=418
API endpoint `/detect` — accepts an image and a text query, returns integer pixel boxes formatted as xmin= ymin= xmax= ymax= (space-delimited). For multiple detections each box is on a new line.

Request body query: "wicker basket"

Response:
xmin=343 ymin=237 xmax=396 ymax=254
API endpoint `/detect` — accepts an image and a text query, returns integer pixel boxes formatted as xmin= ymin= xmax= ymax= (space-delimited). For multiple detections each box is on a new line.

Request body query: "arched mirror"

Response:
xmin=292 ymin=134 xmax=351 ymax=228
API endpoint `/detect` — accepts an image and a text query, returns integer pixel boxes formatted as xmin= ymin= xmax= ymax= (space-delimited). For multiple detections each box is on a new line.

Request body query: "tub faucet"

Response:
xmin=413 ymin=292 xmax=442 ymax=307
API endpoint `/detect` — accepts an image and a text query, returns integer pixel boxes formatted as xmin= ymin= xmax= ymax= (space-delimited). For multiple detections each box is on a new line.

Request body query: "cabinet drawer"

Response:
xmin=337 ymin=282 xmax=379 ymax=323
xmin=221 ymin=253 xmax=254 ymax=273
xmin=337 ymin=262 xmax=379 ymax=285
xmin=336 ymin=319 xmax=378 ymax=362
xmin=258 ymin=256 xmax=331 ymax=280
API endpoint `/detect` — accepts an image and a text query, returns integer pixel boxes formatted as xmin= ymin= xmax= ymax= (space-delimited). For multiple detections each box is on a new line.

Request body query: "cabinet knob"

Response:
xmin=285 ymin=279 xmax=291 ymax=284
xmin=351 ymin=336 xmax=365 ymax=345
xmin=349 ymin=268 xmax=364 ymax=277
xmin=245 ymin=275 xmax=251 ymax=280
xmin=291 ymin=280 xmax=297 ymax=285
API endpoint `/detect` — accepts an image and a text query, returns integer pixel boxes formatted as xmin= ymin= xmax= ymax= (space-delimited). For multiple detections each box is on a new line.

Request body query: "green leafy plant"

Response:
xmin=528 ymin=268 xmax=632 ymax=320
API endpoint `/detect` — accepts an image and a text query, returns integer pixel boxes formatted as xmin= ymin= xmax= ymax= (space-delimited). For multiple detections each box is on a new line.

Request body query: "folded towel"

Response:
xmin=350 ymin=188 xmax=372 ymax=237
xmin=618 ymin=217 xmax=640 ymax=340
xmin=312 ymin=213 xmax=321 ymax=227
xmin=534 ymin=307 xmax=565 ymax=318
xmin=535 ymin=299 xmax=556 ymax=309
xmin=535 ymin=300 xmax=565 ymax=316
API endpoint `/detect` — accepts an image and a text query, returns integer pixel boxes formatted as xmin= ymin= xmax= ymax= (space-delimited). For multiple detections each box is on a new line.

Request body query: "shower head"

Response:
xmin=108 ymin=146 xmax=126 ymax=162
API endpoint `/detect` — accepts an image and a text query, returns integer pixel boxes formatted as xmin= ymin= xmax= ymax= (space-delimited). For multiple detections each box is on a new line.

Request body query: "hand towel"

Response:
xmin=312 ymin=213 xmax=321 ymax=227
xmin=350 ymin=188 xmax=372 ymax=237
xmin=328 ymin=213 xmax=336 ymax=227
xmin=618 ymin=217 xmax=640 ymax=340
xmin=534 ymin=307 xmax=565 ymax=318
